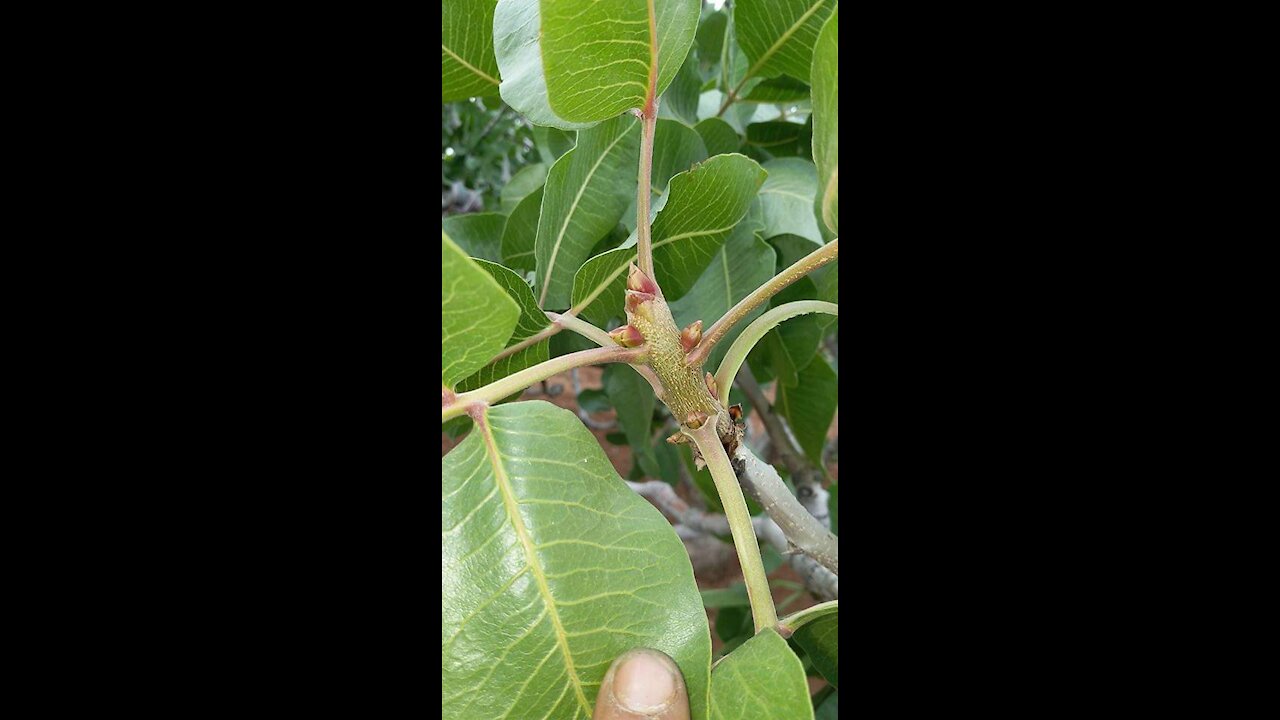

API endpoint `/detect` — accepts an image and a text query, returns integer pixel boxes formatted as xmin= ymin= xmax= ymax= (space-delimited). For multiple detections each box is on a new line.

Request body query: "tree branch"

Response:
xmin=732 ymin=444 xmax=838 ymax=575
xmin=688 ymin=239 xmax=837 ymax=366
xmin=630 ymin=481 xmax=838 ymax=602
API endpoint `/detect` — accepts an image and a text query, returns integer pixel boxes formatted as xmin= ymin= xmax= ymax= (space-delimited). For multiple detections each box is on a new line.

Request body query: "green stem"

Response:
xmin=778 ymin=599 xmax=838 ymax=633
xmin=713 ymin=301 xmax=838 ymax=405
xmin=553 ymin=312 xmax=665 ymax=399
xmin=635 ymin=109 xmax=658 ymax=280
xmin=442 ymin=345 xmax=645 ymax=422
xmin=685 ymin=421 xmax=777 ymax=633
xmin=688 ymin=239 xmax=838 ymax=366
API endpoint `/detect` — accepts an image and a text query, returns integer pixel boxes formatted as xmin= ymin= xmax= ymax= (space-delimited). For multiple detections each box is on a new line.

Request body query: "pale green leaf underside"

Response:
xmin=811 ymin=7 xmax=838 ymax=236
xmin=535 ymin=115 xmax=641 ymax=310
xmin=749 ymin=157 xmax=823 ymax=243
xmin=494 ymin=0 xmax=594 ymax=130
xmin=442 ymin=233 xmax=520 ymax=389
xmin=442 ymin=401 xmax=711 ymax=720
xmin=735 ymin=0 xmax=836 ymax=82
xmin=570 ymin=153 xmax=766 ymax=325
xmin=671 ymin=221 xmax=775 ymax=369
xmin=442 ymin=212 xmax=506 ymax=263
xmin=542 ymin=0 xmax=699 ymax=123
xmin=496 ymin=0 xmax=698 ymax=128
xmin=793 ymin=611 xmax=839 ymax=689
xmin=458 ymin=261 xmax=553 ymax=392
xmin=709 ymin=628 xmax=813 ymax=720
xmin=442 ymin=0 xmax=502 ymax=102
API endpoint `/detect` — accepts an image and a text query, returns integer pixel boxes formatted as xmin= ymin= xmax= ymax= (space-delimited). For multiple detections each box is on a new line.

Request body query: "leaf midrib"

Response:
xmin=571 ymin=222 xmax=739 ymax=315
xmin=539 ymin=120 xmax=638 ymax=306
xmin=476 ymin=407 xmax=592 ymax=718
xmin=442 ymin=43 xmax=500 ymax=86
xmin=742 ymin=0 xmax=828 ymax=86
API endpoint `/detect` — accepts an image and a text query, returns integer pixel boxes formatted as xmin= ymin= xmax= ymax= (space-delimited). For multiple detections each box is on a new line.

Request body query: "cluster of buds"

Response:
xmin=624 ymin=264 xmax=658 ymax=322
xmin=612 ymin=264 xmax=660 ymax=346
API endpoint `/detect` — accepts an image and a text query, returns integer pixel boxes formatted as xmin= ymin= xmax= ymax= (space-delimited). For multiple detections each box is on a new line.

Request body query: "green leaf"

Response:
xmin=700 ymin=583 xmax=749 ymax=609
xmin=792 ymin=612 xmax=838 ymax=689
xmin=457 ymin=260 xmax=554 ymax=393
xmin=748 ymin=157 xmax=823 ymax=243
xmin=442 ymin=0 xmax=502 ymax=102
xmin=815 ymin=690 xmax=839 ymax=719
xmin=534 ymin=125 xmax=577 ymax=164
xmin=441 ymin=232 xmax=520 ymax=389
xmin=744 ymin=75 xmax=811 ymax=103
xmin=710 ymin=629 xmax=814 ymax=720
xmin=811 ymin=8 xmax=838 ymax=236
xmin=542 ymin=0 xmax=699 ymax=123
xmin=501 ymin=186 xmax=543 ymax=273
xmin=745 ymin=120 xmax=810 ymax=159
xmin=442 ymin=401 xmax=712 ymax=719
xmin=495 ymin=0 xmax=699 ymax=128
xmin=442 ymin=212 xmax=506 ymax=263
xmin=500 ymin=162 xmax=549 ymax=213
xmin=494 ymin=0 xmax=594 ymax=130
xmin=746 ymin=314 xmax=823 ymax=388
xmin=670 ymin=221 xmax=776 ymax=369
xmin=660 ymin=50 xmax=703 ymax=126
xmin=576 ymin=388 xmax=611 ymax=413
xmin=818 ymin=260 xmax=838 ymax=304
xmin=536 ymin=115 xmax=642 ymax=309
xmin=734 ymin=0 xmax=836 ymax=83
xmin=622 ymin=119 xmax=709 ymax=232
xmin=603 ymin=364 xmax=657 ymax=478
xmin=694 ymin=118 xmax=741 ymax=157
xmin=695 ymin=10 xmax=728 ymax=71
xmin=777 ymin=354 xmax=837 ymax=464
xmin=571 ymin=153 xmax=766 ymax=324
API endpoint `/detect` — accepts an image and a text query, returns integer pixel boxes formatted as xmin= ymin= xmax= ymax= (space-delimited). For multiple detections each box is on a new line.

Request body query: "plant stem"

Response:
xmin=442 ymin=345 xmax=646 ymax=422
xmin=554 ymin=312 xmax=665 ymax=398
xmin=733 ymin=443 xmax=839 ymax=575
xmin=684 ymin=420 xmax=777 ymax=633
xmin=689 ymin=239 xmax=838 ymax=366
xmin=635 ymin=109 xmax=658 ymax=280
xmin=778 ymin=599 xmax=838 ymax=633
xmin=713 ymin=300 xmax=838 ymax=404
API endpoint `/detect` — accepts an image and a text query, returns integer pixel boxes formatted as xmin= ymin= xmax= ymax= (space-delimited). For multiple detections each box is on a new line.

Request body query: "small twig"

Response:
xmin=688 ymin=239 xmax=838 ymax=366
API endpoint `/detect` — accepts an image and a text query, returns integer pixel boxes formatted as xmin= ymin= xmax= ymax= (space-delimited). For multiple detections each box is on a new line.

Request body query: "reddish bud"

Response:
xmin=608 ymin=324 xmax=644 ymax=348
xmin=624 ymin=290 xmax=655 ymax=320
xmin=679 ymin=320 xmax=703 ymax=353
xmin=666 ymin=431 xmax=689 ymax=445
xmin=627 ymin=264 xmax=659 ymax=295
xmin=685 ymin=411 xmax=708 ymax=429
xmin=728 ymin=404 xmax=743 ymax=422
xmin=704 ymin=371 xmax=717 ymax=399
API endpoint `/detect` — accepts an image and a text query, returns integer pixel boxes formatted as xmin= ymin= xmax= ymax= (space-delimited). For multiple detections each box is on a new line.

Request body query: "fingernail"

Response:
xmin=613 ymin=651 xmax=676 ymax=713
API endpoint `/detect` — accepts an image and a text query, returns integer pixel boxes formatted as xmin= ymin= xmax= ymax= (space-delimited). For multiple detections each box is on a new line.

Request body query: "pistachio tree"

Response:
xmin=442 ymin=1 xmax=839 ymax=717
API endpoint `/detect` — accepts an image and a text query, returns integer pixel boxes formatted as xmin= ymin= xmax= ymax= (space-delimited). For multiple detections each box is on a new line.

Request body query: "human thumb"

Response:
xmin=592 ymin=648 xmax=690 ymax=720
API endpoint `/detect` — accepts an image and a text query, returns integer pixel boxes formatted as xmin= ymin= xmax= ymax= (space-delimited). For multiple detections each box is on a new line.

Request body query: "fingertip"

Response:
xmin=593 ymin=648 xmax=690 ymax=720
